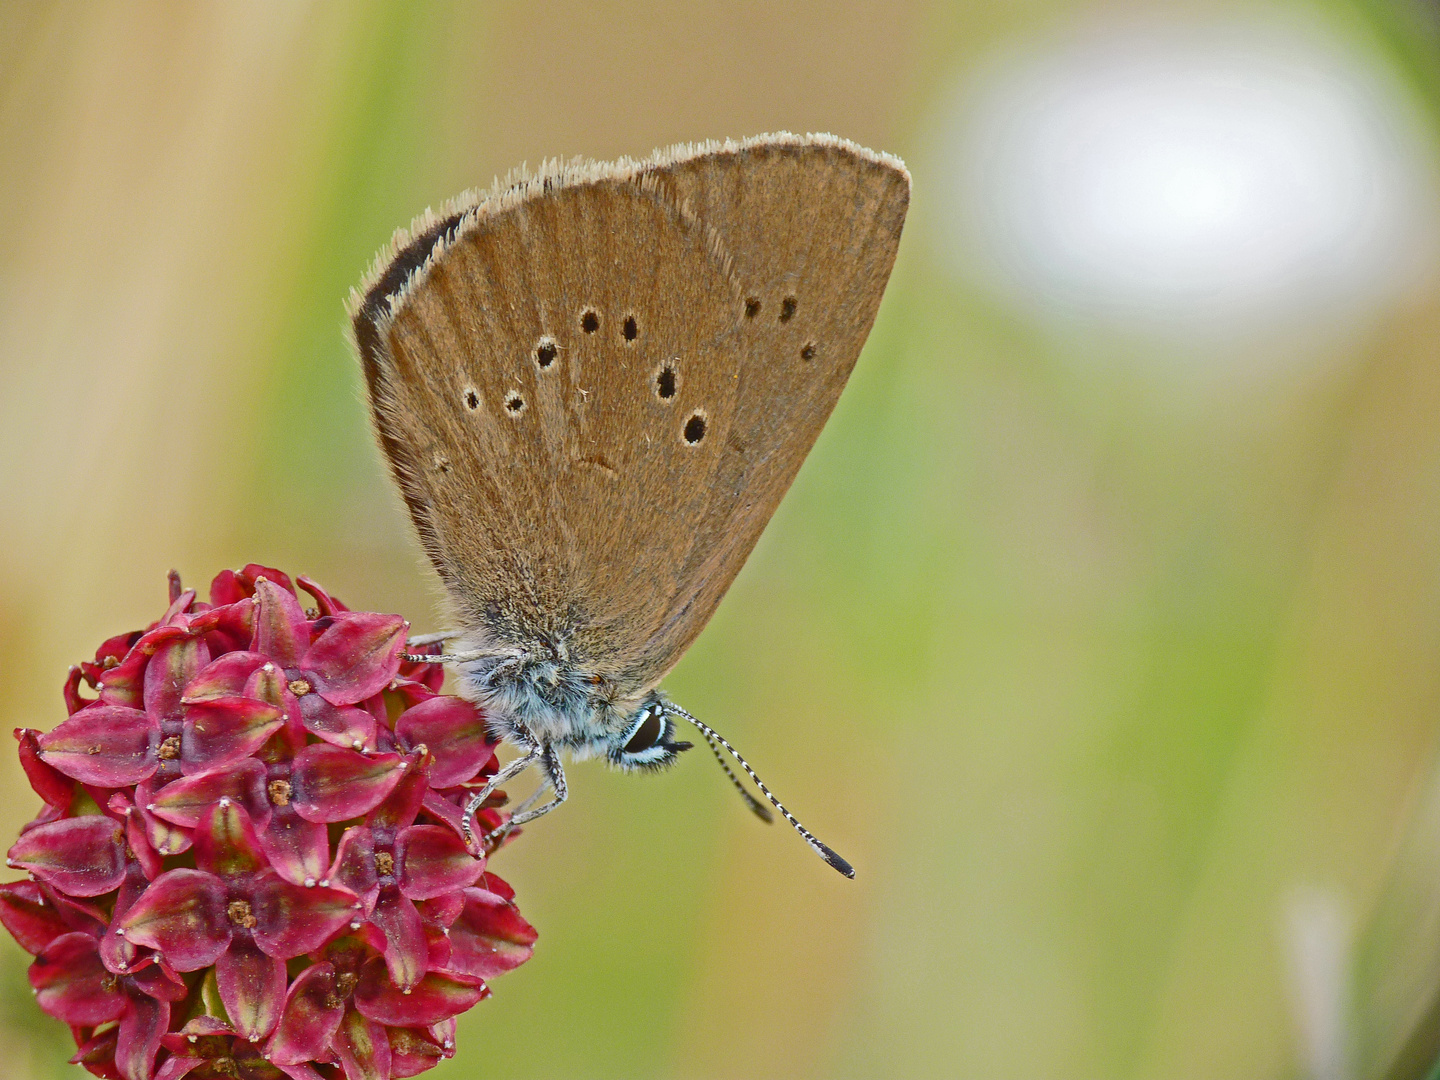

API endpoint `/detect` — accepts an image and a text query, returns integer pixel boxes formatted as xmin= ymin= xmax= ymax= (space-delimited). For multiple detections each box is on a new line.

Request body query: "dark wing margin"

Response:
xmin=351 ymin=211 xmax=467 ymax=575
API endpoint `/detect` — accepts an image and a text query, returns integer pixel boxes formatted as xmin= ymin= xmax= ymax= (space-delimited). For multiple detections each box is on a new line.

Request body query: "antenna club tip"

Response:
xmin=816 ymin=842 xmax=856 ymax=879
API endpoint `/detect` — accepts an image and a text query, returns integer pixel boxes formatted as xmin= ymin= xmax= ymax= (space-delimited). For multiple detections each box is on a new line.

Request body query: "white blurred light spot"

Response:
xmin=1284 ymin=887 xmax=1353 ymax=1080
xmin=936 ymin=19 xmax=1438 ymax=343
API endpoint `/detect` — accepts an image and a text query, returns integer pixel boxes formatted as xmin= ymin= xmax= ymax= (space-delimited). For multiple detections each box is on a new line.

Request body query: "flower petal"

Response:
xmin=115 ymin=988 xmax=168 ymax=1080
xmin=159 ymin=1014 xmax=234 ymax=1053
xmin=254 ymin=578 xmax=310 ymax=668
xmin=245 ymin=662 xmax=305 ymax=747
xmin=297 ymin=696 xmax=376 ymax=751
xmin=181 ymin=696 xmax=284 ymax=775
xmin=64 ymin=665 xmax=91 ymax=714
xmin=70 ymin=1025 xmax=120 ymax=1076
xmin=97 ymin=625 xmax=187 ymax=708
xmin=445 ymin=888 xmax=537 ymax=978
xmin=210 ymin=568 xmax=249 ymax=606
xmin=259 ymin=805 xmax=331 ymax=887
xmin=334 ymin=1007 xmax=391 ymax=1080
xmin=192 ymin=798 xmax=267 ymax=879
xmin=302 ymin=613 xmax=406 ymax=706
xmin=37 ymin=706 xmax=159 ymax=786
xmin=424 ymin=919 xmax=452 ymax=971
xmin=321 ymin=927 xmax=387 ymax=971
xmin=154 ymin=1056 xmax=204 ymax=1080
xmin=101 ymin=860 xmax=153 ymax=974
xmin=394 ymin=697 xmax=494 ymax=788
xmin=267 ymin=961 xmax=344 ymax=1066
xmin=30 ymin=932 xmax=123 ymax=1025
xmin=190 ymin=596 xmax=256 ymax=657
xmin=147 ymin=760 xmax=270 ymax=829
xmin=8 ymin=815 xmax=126 ymax=896
xmin=126 ymin=959 xmax=188 ymax=1002
xmin=122 ymin=801 xmax=164 ymax=881
xmin=385 ymin=678 xmax=436 ymax=712
xmin=396 ymin=826 xmax=483 ymax=900
xmin=135 ymin=788 xmax=192 ymax=858
xmin=161 ymin=576 xmax=197 ymax=621
xmin=354 ymin=957 xmax=486 ymax=1027
xmin=386 ymin=1024 xmax=452 ymax=1078
xmin=241 ymin=563 xmax=298 ymax=595
xmin=290 ymin=746 xmax=403 ymax=823
xmin=329 ymin=827 xmax=378 ymax=907
xmin=297 ymin=575 xmax=349 ymax=616
xmin=89 ymin=630 xmax=141 ymax=672
xmin=398 ymin=657 xmax=445 ymax=695
xmin=143 ymin=635 xmax=208 ymax=721
xmin=419 ymin=790 xmax=468 ymax=842
xmin=476 ymin=871 xmax=516 ymax=901
xmin=15 ymin=727 xmax=76 ymax=809
xmin=116 ymin=868 xmax=230 ymax=971
xmin=366 ymin=753 xmax=429 ymax=831
xmin=181 ymin=651 xmax=270 ymax=703
xmin=0 ymin=880 xmax=75 ymax=954
xmin=414 ymin=890 xmax=465 ymax=928
xmin=369 ymin=888 xmax=428 ymax=992
xmin=430 ymin=1018 xmax=457 ymax=1062
xmin=217 ymin=935 xmax=286 ymax=1041
xmin=37 ymin=884 xmax=110 ymax=934
xmin=250 ymin=870 xmax=358 ymax=959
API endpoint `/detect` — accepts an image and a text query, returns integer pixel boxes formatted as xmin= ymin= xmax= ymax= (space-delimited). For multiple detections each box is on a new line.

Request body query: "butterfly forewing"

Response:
xmin=355 ymin=133 xmax=908 ymax=699
xmin=636 ymin=138 xmax=910 ymax=678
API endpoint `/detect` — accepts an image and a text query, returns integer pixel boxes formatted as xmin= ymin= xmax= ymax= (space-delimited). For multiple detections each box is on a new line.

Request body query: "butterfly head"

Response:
xmin=608 ymin=696 xmax=693 ymax=771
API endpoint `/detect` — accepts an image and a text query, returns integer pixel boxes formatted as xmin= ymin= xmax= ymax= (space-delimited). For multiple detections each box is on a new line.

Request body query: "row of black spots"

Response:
xmin=578 ymin=307 xmax=640 ymax=341
xmin=502 ymin=354 xmax=695 ymax=442
xmin=643 ymin=360 xmax=703 ymax=444
xmin=459 ymin=384 xmax=527 ymax=418
xmin=528 ymin=311 xmax=638 ymax=369
xmin=741 ymin=294 xmax=798 ymax=322
xmin=739 ymin=294 xmax=816 ymax=362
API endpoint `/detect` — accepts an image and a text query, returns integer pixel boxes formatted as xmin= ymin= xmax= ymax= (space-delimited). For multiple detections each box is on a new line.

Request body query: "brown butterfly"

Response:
xmin=349 ymin=133 xmax=908 ymax=875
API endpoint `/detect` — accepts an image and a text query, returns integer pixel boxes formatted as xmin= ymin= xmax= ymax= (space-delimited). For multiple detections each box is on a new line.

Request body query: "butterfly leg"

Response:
xmin=402 ymin=647 xmax=492 ymax=664
xmin=484 ymin=744 xmax=567 ymax=845
xmin=402 ymin=630 xmax=483 ymax=664
xmin=506 ymin=782 xmax=551 ymax=820
xmin=404 ymin=630 xmax=460 ymax=647
xmin=461 ymin=746 xmax=543 ymax=852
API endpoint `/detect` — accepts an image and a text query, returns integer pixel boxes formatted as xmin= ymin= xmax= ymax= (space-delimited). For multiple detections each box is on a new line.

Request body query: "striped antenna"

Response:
xmin=664 ymin=703 xmax=854 ymax=878
xmin=696 ymin=726 xmax=774 ymax=824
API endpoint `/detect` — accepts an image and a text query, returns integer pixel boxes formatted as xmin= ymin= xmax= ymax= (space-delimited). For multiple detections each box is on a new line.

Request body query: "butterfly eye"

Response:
xmin=622 ymin=709 xmax=664 ymax=755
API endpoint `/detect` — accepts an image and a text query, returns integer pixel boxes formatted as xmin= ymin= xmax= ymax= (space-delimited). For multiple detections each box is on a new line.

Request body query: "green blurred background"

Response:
xmin=6 ymin=2 xmax=1440 ymax=1077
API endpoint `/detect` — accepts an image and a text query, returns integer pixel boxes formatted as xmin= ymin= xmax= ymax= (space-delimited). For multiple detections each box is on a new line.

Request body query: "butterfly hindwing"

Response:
xmin=354 ymin=133 xmax=909 ymax=698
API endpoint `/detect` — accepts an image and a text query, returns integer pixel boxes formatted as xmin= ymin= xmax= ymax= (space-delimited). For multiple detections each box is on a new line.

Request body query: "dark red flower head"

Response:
xmin=1 ymin=568 xmax=536 ymax=1080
